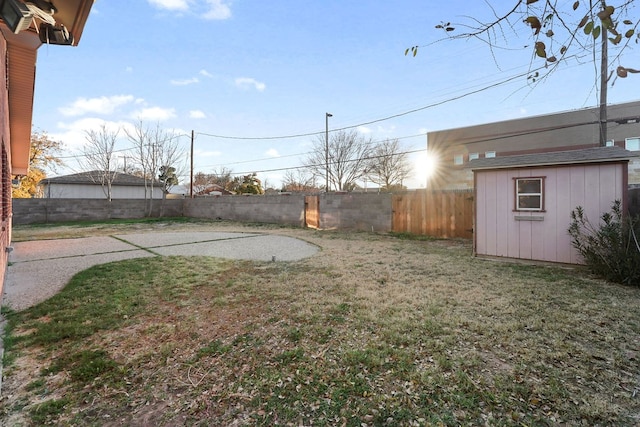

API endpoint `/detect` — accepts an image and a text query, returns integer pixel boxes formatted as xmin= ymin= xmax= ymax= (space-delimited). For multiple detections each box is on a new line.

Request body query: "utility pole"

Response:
xmin=325 ymin=113 xmax=332 ymax=192
xmin=599 ymin=2 xmax=608 ymax=147
xmin=190 ymin=130 xmax=194 ymax=198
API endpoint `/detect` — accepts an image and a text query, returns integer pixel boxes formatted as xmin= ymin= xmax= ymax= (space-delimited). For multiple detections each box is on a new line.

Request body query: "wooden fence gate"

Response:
xmin=304 ymin=195 xmax=320 ymax=229
xmin=392 ymin=190 xmax=473 ymax=239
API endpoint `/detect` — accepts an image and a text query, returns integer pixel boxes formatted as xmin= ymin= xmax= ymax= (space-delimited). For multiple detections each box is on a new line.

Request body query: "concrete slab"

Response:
xmin=150 ymin=234 xmax=319 ymax=261
xmin=2 ymin=231 xmax=319 ymax=312
xmin=113 ymin=231 xmax=261 ymax=248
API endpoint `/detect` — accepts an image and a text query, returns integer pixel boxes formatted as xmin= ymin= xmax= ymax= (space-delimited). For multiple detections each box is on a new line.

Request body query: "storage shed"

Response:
xmin=469 ymin=147 xmax=634 ymax=264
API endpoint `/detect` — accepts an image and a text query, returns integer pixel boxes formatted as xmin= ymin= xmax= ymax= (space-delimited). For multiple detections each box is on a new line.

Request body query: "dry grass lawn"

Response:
xmin=1 ymin=219 xmax=640 ymax=426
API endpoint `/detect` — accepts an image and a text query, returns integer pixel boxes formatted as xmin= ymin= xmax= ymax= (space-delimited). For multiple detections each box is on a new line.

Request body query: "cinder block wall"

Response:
xmin=12 ymin=199 xmax=184 ymax=225
xmin=319 ymin=192 xmax=392 ymax=232
xmin=12 ymin=193 xmax=394 ymax=232
xmin=183 ymin=194 xmax=306 ymax=227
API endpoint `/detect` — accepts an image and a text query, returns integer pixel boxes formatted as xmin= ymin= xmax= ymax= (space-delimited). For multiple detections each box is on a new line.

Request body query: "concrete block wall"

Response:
xmin=319 ymin=192 xmax=392 ymax=232
xmin=183 ymin=194 xmax=306 ymax=227
xmin=13 ymin=193 xmax=394 ymax=232
xmin=12 ymin=199 xmax=183 ymax=225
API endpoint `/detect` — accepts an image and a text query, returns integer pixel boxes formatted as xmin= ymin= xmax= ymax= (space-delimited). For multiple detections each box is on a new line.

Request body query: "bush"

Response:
xmin=568 ymin=200 xmax=640 ymax=286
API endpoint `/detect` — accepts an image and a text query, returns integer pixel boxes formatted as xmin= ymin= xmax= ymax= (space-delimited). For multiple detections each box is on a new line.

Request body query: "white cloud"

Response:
xmin=148 ymin=0 xmax=232 ymax=19
xmin=171 ymin=77 xmax=199 ymax=86
xmin=125 ymin=66 xmax=133 ymax=73
xmin=265 ymin=148 xmax=279 ymax=157
xmin=357 ymin=126 xmax=372 ymax=134
xmin=58 ymin=95 xmax=135 ymax=117
xmin=148 ymin=0 xmax=189 ymax=11
xmin=199 ymin=69 xmax=214 ymax=78
xmin=203 ymin=0 xmax=232 ymax=20
xmin=235 ymin=77 xmax=266 ymax=92
xmin=190 ymin=110 xmax=206 ymax=119
xmin=52 ymin=118 xmax=129 ymax=150
xmin=131 ymin=106 xmax=177 ymax=121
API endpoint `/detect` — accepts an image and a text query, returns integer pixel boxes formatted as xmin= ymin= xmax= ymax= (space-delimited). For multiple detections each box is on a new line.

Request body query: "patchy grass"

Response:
xmin=2 ymin=224 xmax=640 ymax=426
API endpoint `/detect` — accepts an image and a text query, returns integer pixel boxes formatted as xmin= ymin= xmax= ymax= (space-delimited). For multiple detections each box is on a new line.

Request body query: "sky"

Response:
xmin=31 ymin=0 xmax=640 ymax=190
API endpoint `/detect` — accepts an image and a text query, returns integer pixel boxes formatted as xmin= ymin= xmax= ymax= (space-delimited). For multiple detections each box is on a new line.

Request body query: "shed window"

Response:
xmin=626 ymin=137 xmax=640 ymax=151
xmin=515 ymin=177 xmax=544 ymax=211
xmin=453 ymin=154 xmax=463 ymax=165
xmin=469 ymin=153 xmax=479 ymax=161
xmin=485 ymin=151 xmax=496 ymax=158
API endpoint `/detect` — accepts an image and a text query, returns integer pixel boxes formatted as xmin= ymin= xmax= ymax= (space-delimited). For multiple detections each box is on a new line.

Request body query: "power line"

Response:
xmin=178 ymin=148 xmax=428 ymax=179
xmin=201 ymin=133 xmax=427 ymax=169
xmin=193 ymin=68 xmax=549 ymax=141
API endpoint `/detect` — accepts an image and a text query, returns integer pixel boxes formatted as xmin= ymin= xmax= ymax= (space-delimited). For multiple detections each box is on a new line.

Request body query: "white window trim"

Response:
xmin=469 ymin=152 xmax=479 ymax=161
xmin=625 ymin=137 xmax=640 ymax=151
xmin=485 ymin=151 xmax=496 ymax=158
xmin=515 ymin=177 xmax=545 ymax=212
xmin=453 ymin=154 xmax=463 ymax=165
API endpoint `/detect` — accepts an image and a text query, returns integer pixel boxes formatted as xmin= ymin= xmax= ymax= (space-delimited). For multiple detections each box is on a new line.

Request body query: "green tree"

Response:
xmin=12 ymin=131 xmax=64 ymax=198
xmin=236 ymin=173 xmax=264 ymax=195
xmin=158 ymin=165 xmax=179 ymax=193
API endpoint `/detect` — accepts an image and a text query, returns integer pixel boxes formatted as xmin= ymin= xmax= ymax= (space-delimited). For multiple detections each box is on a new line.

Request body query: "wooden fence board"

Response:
xmin=304 ymin=196 xmax=319 ymax=229
xmin=392 ymin=190 xmax=473 ymax=239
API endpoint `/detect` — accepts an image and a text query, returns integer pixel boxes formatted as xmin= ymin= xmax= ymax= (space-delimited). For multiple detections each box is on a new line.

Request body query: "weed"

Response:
xmin=274 ymin=348 xmax=305 ymax=365
xmin=286 ymin=327 xmax=302 ymax=343
xmin=195 ymin=339 xmax=231 ymax=360
xmin=25 ymin=378 xmax=46 ymax=392
xmin=29 ymin=398 xmax=69 ymax=425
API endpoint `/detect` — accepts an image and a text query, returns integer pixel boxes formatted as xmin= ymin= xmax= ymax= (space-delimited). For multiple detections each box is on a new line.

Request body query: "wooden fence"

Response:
xmin=392 ymin=190 xmax=474 ymax=239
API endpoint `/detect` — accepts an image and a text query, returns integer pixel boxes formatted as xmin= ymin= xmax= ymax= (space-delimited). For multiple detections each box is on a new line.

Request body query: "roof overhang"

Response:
xmin=1 ymin=27 xmax=40 ymax=176
xmin=468 ymin=147 xmax=636 ymax=172
xmin=1 ymin=0 xmax=93 ymax=176
xmin=44 ymin=0 xmax=94 ymax=46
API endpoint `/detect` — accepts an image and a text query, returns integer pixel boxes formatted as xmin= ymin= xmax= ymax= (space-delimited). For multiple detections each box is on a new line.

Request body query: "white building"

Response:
xmin=40 ymin=171 xmax=165 ymax=199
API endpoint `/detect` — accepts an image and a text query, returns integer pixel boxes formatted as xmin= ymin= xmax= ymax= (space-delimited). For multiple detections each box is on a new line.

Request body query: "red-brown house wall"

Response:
xmin=0 ymin=36 xmax=12 ymax=296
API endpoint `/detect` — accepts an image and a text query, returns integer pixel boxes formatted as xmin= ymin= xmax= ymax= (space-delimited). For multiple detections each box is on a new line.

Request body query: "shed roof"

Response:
xmin=467 ymin=146 xmax=635 ymax=171
xmin=41 ymin=171 xmax=160 ymax=187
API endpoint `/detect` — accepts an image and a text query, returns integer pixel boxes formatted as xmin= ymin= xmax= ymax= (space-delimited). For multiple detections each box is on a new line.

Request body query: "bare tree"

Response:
xmin=304 ymin=130 xmax=372 ymax=192
xmin=366 ymin=139 xmax=412 ymax=191
xmin=189 ymin=167 xmax=235 ymax=195
xmin=125 ymin=121 xmax=186 ymax=215
xmin=281 ymin=169 xmax=319 ymax=193
xmin=191 ymin=172 xmax=214 ymax=195
xmin=210 ymin=167 xmax=234 ymax=191
xmin=83 ymin=124 xmax=120 ymax=201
